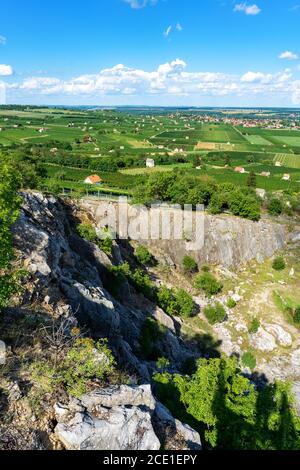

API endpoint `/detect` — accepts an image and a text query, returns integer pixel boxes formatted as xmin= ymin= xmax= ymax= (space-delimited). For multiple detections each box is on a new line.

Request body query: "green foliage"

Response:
xmin=0 ymin=163 xmax=22 ymax=310
xmin=99 ymin=236 xmax=113 ymax=256
xmin=135 ymin=245 xmax=153 ymax=265
xmin=294 ymin=307 xmax=300 ymax=325
xmin=268 ymin=198 xmax=283 ymax=216
xmin=194 ymin=272 xmax=223 ymax=297
xmin=157 ymin=285 xmax=195 ymax=318
xmin=31 ymin=338 xmax=115 ymax=397
xmin=77 ymin=223 xmax=97 ymax=242
xmin=169 ymin=357 xmax=300 ymax=449
xmin=182 ymin=255 xmax=198 ymax=274
xmin=204 ymin=303 xmax=226 ymax=325
xmin=248 ymin=317 xmax=260 ymax=334
xmin=272 ymin=257 xmax=286 ymax=271
xmin=226 ymin=298 xmax=237 ymax=309
xmin=247 ymin=171 xmax=257 ymax=188
xmin=241 ymin=352 xmax=257 ymax=370
xmin=130 ymin=268 xmax=157 ymax=300
xmin=134 ymin=173 xmax=260 ymax=221
xmin=156 ymin=357 xmax=170 ymax=371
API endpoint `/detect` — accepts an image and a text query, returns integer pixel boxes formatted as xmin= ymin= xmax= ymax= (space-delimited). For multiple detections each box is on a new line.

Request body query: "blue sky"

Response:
xmin=0 ymin=0 xmax=300 ymax=106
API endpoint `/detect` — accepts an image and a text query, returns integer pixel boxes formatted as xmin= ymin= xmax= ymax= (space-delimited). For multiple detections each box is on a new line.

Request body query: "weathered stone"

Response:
xmin=250 ymin=327 xmax=277 ymax=352
xmin=265 ymin=324 xmax=292 ymax=347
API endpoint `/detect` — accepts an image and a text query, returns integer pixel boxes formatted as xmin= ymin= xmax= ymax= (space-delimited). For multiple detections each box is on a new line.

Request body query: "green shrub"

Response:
xmin=99 ymin=236 xmax=113 ymax=256
xmin=182 ymin=255 xmax=198 ymax=274
xmin=294 ymin=307 xmax=300 ymax=324
xmin=130 ymin=269 xmax=157 ymax=300
xmin=241 ymin=352 xmax=256 ymax=370
xmin=227 ymin=298 xmax=237 ymax=309
xmin=248 ymin=317 xmax=260 ymax=334
xmin=77 ymin=223 xmax=97 ymax=242
xmin=135 ymin=245 xmax=153 ymax=265
xmin=194 ymin=273 xmax=223 ymax=297
xmin=268 ymin=198 xmax=283 ymax=216
xmin=156 ymin=357 xmax=170 ymax=371
xmin=204 ymin=303 xmax=226 ymax=325
xmin=272 ymin=257 xmax=286 ymax=271
xmin=157 ymin=285 xmax=195 ymax=318
xmin=30 ymin=338 xmax=115 ymax=397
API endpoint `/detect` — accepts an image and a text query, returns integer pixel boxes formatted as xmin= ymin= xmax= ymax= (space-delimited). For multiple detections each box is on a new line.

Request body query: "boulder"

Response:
xmin=55 ymin=385 xmax=201 ymax=451
xmin=265 ymin=324 xmax=292 ymax=347
xmin=250 ymin=327 xmax=277 ymax=352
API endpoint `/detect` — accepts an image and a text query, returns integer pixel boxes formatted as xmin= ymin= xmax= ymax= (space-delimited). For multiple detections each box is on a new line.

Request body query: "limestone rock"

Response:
xmin=250 ymin=327 xmax=277 ymax=352
xmin=265 ymin=324 xmax=292 ymax=347
xmin=55 ymin=385 xmax=201 ymax=451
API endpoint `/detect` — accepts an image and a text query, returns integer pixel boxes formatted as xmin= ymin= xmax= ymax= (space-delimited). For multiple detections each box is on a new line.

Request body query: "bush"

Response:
xmin=201 ymin=265 xmax=210 ymax=273
xmin=248 ymin=317 xmax=260 ymax=334
xmin=77 ymin=223 xmax=97 ymax=242
xmin=182 ymin=255 xmax=198 ymax=274
xmin=294 ymin=307 xmax=300 ymax=324
xmin=227 ymin=298 xmax=237 ymax=309
xmin=30 ymin=338 xmax=115 ymax=397
xmin=272 ymin=257 xmax=286 ymax=271
xmin=241 ymin=352 xmax=256 ymax=370
xmin=135 ymin=245 xmax=153 ymax=265
xmin=194 ymin=273 xmax=223 ymax=297
xmin=157 ymin=285 xmax=195 ymax=318
xmin=99 ymin=236 xmax=113 ymax=256
xmin=268 ymin=198 xmax=283 ymax=216
xmin=204 ymin=303 xmax=226 ymax=325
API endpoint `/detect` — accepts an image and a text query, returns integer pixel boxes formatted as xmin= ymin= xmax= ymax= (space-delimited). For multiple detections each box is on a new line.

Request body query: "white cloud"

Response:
xmin=234 ymin=3 xmax=261 ymax=15
xmin=279 ymin=51 xmax=298 ymax=60
xmin=0 ymin=64 xmax=13 ymax=76
xmin=123 ymin=0 xmax=157 ymax=9
xmin=176 ymin=23 xmax=183 ymax=31
xmin=164 ymin=25 xmax=172 ymax=37
xmin=0 ymin=35 xmax=7 ymax=45
xmin=6 ymin=59 xmax=300 ymax=105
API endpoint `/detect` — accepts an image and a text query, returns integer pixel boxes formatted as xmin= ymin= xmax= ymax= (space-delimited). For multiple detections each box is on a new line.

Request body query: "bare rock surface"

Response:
xmin=55 ymin=385 xmax=201 ymax=451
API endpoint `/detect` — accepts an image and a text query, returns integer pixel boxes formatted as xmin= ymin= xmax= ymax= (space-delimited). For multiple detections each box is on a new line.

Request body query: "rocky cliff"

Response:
xmin=4 ymin=191 xmax=201 ymax=450
xmin=80 ymin=199 xmax=288 ymax=268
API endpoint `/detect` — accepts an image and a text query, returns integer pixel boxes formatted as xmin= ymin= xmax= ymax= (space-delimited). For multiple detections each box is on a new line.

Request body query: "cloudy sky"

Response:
xmin=0 ymin=0 xmax=300 ymax=106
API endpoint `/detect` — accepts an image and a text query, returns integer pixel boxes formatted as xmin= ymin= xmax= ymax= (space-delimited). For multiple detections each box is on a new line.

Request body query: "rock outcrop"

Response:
xmin=54 ymin=385 xmax=201 ymax=450
xmin=81 ymin=199 xmax=288 ymax=268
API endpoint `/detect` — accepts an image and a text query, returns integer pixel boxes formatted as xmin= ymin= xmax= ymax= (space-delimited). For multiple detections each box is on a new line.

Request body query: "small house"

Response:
xmin=84 ymin=175 xmax=102 ymax=185
xmin=146 ymin=158 xmax=155 ymax=168
xmin=260 ymin=171 xmax=270 ymax=177
xmin=234 ymin=167 xmax=246 ymax=174
xmin=282 ymin=174 xmax=291 ymax=181
xmin=275 ymin=161 xmax=282 ymax=167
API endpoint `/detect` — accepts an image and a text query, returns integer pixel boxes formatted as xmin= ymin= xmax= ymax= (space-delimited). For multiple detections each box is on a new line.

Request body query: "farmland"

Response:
xmin=1 ymin=105 xmax=300 ymax=196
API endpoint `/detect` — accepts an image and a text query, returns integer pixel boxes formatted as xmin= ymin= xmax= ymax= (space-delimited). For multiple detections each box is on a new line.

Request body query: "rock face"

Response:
xmin=13 ymin=192 xmax=193 ymax=381
xmin=55 ymin=385 xmax=201 ymax=451
xmin=81 ymin=199 xmax=288 ymax=268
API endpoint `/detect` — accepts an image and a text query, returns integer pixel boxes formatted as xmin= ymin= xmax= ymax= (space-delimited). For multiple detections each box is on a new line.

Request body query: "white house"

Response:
xmin=282 ymin=174 xmax=291 ymax=181
xmin=146 ymin=158 xmax=155 ymax=168
xmin=275 ymin=161 xmax=282 ymax=167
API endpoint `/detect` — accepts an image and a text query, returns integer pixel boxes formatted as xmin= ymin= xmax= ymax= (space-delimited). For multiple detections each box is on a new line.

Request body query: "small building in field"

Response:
xmin=275 ymin=161 xmax=282 ymax=167
xmin=234 ymin=166 xmax=246 ymax=174
xmin=84 ymin=175 xmax=103 ymax=185
xmin=146 ymin=158 xmax=155 ymax=168
xmin=282 ymin=173 xmax=291 ymax=181
xmin=260 ymin=171 xmax=270 ymax=177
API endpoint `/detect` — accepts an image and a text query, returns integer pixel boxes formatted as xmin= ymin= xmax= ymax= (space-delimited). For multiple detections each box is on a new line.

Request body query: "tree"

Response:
xmin=247 ymin=171 xmax=257 ymax=188
xmin=135 ymin=245 xmax=153 ymax=265
xmin=272 ymin=257 xmax=286 ymax=271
